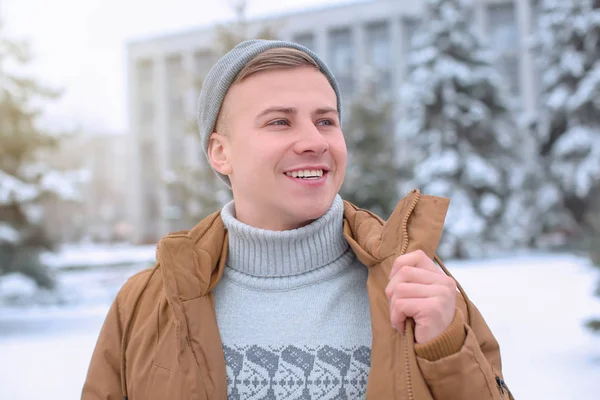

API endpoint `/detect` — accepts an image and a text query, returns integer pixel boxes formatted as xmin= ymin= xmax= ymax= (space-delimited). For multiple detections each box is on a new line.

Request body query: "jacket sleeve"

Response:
xmin=413 ymin=299 xmax=515 ymax=400
xmin=81 ymin=294 xmax=124 ymax=400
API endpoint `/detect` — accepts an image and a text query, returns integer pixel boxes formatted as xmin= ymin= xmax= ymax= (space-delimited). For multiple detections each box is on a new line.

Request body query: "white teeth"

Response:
xmin=285 ymin=169 xmax=325 ymax=179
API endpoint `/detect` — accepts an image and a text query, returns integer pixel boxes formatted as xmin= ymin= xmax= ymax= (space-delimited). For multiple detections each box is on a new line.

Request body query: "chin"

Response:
xmin=278 ymin=189 xmax=337 ymax=226
xmin=290 ymin=203 xmax=331 ymax=226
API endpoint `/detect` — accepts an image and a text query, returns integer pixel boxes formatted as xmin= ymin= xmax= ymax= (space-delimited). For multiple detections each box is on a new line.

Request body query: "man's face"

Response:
xmin=209 ymin=66 xmax=347 ymax=230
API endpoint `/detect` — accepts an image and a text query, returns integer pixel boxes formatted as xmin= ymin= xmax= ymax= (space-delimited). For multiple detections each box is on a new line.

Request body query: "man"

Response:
xmin=82 ymin=40 xmax=513 ymax=400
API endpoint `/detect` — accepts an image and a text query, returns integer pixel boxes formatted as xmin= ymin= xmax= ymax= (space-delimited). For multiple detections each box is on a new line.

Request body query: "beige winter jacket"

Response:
xmin=82 ymin=189 xmax=514 ymax=399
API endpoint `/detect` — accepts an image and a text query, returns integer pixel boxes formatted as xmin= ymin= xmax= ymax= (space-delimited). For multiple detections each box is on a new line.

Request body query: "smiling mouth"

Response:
xmin=284 ymin=169 xmax=326 ymax=179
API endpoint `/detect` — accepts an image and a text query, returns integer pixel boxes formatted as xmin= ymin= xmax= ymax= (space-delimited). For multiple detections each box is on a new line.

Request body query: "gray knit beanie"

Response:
xmin=197 ymin=39 xmax=342 ymax=187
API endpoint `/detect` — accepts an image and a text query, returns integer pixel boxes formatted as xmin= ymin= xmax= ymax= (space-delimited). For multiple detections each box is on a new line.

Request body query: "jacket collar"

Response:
xmin=156 ymin=189 xmax=450 ymax=300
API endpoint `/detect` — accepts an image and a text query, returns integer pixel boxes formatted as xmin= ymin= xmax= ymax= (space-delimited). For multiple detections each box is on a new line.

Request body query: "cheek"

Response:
xmin=330 ymin=134 xmax=348 ymax=171
xmin=230 ymin=135 xmax=280 ymax=173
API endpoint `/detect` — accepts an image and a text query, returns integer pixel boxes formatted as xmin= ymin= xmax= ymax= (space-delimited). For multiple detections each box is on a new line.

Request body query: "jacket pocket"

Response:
xmin=146 ymin=363 xmax=172 ymax=399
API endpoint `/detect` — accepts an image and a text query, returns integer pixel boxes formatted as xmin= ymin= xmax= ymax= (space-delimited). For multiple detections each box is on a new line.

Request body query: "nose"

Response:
xmin=293 ymin=122 xmax=329 ymax=155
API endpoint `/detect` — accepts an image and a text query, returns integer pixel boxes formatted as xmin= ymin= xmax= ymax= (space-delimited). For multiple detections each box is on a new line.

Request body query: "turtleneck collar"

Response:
xmin=220 ymin=195 xmax=348 ymax=277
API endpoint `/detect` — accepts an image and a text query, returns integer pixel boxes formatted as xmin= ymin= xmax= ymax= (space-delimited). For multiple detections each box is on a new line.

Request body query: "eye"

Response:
xmin=317 ymin=119 xmax=335 ymax=126
xmin=268 ymin=119 xmax=290 ymax=126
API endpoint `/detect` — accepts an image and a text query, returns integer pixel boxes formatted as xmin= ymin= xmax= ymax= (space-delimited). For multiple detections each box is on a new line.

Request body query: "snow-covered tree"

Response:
xmin=340 ymin=69 xmax=399 ymax=219
xmin=397 ymin=0 xmax=524 ymax=258
xmin=532 ymin=0 xmax=600 ymax=227
xmin=583 ymin=208 xmax=600 ymax=332
xmin=0 ymin=28 xmax=78 ymax=288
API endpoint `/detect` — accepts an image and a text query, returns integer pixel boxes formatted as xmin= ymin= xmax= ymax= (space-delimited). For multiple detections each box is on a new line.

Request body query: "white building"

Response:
xmin=126 ymin=0 xmax=539 ymax=244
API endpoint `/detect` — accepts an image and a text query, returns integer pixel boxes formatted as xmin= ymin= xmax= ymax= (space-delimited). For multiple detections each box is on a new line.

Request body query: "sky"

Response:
xmin=2 ymin=0 xmax=357 ymax=133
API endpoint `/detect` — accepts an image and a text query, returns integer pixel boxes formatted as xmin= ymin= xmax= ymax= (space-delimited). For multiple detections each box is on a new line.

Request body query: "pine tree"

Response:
xmin=583 ymin=208 xmax=600 ymax=332
xmin=165 ymin=0 xmax=278 ymax=227
xmin=532 ymin=0 xmax=600 ymax=228
xmin=496 ymin=115 xmax=574 ymax=250
xmin=340 ymin=69 xmax=399 ymax=219
xmin=0 ymin=28 xmax=75 ymax=288
xmin=397 ymin=0 xmax=521 ymax=258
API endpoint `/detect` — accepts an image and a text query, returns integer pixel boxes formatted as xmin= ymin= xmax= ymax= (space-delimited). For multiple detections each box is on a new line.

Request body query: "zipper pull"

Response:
xmin=495 ymin=376 xmax=505 ymax=395
xmin=495 ymin=376 xmax=512 ymax=396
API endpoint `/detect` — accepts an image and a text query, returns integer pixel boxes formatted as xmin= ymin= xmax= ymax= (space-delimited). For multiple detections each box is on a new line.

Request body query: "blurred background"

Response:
xmin=1 ymin=0 xmax=599 ymax=398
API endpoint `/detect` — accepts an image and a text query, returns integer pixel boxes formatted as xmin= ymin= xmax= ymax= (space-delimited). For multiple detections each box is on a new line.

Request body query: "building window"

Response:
xmin=401 ymin=17 xmax=421 ymax=79
xmin=166 ymin=55 xmax=184 ymax=121
xmin=140 ymin=140 xmax=159 ymax=229
xmin=293 ymin=33 xmax=315 ymax=50
xmin=488 ymin=2 xmax=521 ymax=97
xmin=194 ymin=50 xmax=215 ymax=82
xmin=365 ymin=21 xmax=392 ymax=95
xmin=139 ymin=100 xmax=154 ymax=123
xmin=165 ymin=55 xmax=186 ymax=175
xmin=529 ymin=0 xmax=539 ymax=30
xmin=488 ymin=2 xmax=520 ymax=52
xmin=529 ymin=0 xmax=542 ymax=102
xmin=402 ymin=17 xmax=420 ymax=53
xmin=328 ymin=27 xmax=354 ymax=97
xmin=137 ymin=60 xmax=155 ymax=122
xmin=498 ymin=54 xmax=520 ymax=94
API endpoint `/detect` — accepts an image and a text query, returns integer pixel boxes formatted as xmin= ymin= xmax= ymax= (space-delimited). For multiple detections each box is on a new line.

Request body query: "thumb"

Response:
xmin=391 ymin=306 xmax=407 ymax=334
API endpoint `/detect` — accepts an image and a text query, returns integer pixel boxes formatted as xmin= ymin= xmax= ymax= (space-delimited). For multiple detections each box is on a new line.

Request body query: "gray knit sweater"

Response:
xmin=213 ymin=195 xmax=372 ymax=400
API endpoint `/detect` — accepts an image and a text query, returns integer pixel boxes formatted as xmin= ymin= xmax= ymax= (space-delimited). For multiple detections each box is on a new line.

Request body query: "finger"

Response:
xmin=385 ymin=267 xmax=456 ymax=301
xmin=390 ymin=299 xmax=407 ymax=332
xmin=389 ymin=283 xmax=452 ymax=321
xmin=386 ymin=266 xmax=403 ymax=300
xmin=386 ymin=266 xmax=437 ymax=300
xmin=389 ymin=264 xmax=402 ymax=279
xmin=394 ymin=266 xmax=442 ymax=285
xmin=391 ymin=298 xmax=427 ymax=332
xmin=398 ymin=267 xmax=456 ymax=294
xmin=401 ymin=267 xmax=457 ymax=291
xmin=393 ymin=298 xmax=436 ymax=320
xmin=390 ymin=282 xmax=439 ymax=302
xmin=393 ymin=250 xmax=442 ymax=275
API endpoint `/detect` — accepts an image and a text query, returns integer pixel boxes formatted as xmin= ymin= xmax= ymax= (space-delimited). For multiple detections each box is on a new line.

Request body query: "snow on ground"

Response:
xmin=448 ymin=253 xmax=600 ymax=399
xmin=42 ymin=242 xmax=157 ymax=269
xmin=0 ymin=252 xmax=599 ymax=399
xmin=0 ymin=260 xmax=154 ymax=307
xmin=0 ymin=329 xmax=104 ymax=400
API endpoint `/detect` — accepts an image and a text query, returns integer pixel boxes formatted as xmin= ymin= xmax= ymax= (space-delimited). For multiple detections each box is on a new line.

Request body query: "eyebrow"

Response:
xmin=314 ymin=107 xmax=339 ymax=116
xmin=256 ymin=107 xmax=295 ymax=119
xmin=255 ymin=106 xmax=339 ymax=120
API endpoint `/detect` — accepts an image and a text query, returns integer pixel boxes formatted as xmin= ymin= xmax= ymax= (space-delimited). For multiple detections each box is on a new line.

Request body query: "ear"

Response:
xmin=208 ymin=132 xmax=233 ymax=176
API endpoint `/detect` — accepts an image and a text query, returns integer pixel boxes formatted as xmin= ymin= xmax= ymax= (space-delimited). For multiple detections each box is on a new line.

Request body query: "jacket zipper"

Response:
xmin=400 ymin=191 xmax=420 ymax=400
xmin=404 ymin=324 xmax=414 ymax=400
